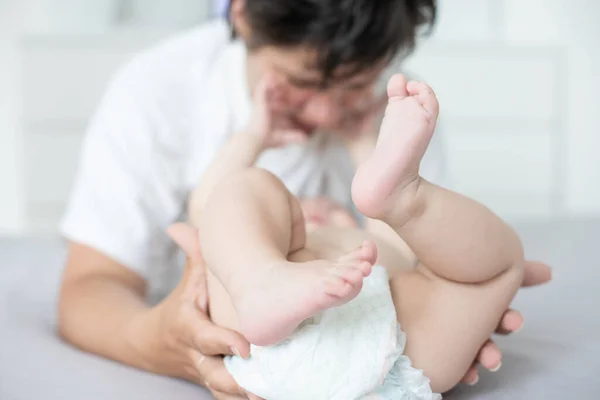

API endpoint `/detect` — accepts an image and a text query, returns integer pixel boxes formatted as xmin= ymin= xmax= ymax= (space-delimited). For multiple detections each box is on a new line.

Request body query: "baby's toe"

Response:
xmin=323 ymin=276 xmax=354 ymax=298
xmin=334 ymin=264 xmax=365 ymax=284
xmin=357 ymin=261 xmax=373 ymax=277
xmin=360 ymin=241 xmax=378 ymax=265
xmin=387 ymin=74 xmax=409 ymax=100
xmin=338 ymin=241 xmax=378 ymax=265
xmin=419 ymin=91 xmax=439 ymax=117
xmin=406 ymin=80 xmax=427 ymax=96
xmin=408 ymin=81 xmax=439 ymax=116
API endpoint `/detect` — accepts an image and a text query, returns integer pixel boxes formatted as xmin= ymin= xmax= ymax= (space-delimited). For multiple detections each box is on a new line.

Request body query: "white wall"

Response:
xmin=0 ymin=2 xmax=25 ymax=234
xmin=426 ymin=0 xmax=600 ymax=215
xmin=0 ymin=0 xmax=599 ymax=235
xmin=502 ymin=0 xmax=600 ymax=214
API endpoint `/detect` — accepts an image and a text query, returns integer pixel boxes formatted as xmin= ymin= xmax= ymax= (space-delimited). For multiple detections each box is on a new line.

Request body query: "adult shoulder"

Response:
xmin=105 ymin=19 xmax=231 ymax=107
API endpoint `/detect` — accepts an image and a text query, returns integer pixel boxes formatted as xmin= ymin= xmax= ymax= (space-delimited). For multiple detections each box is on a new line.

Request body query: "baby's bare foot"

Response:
xmin=234 ymin=241 xmax=376 ymax=346
xmin=352 ymin=74 xmax=439 ymax=224
xmin=338 ymin=240 xmax=378 ymax=265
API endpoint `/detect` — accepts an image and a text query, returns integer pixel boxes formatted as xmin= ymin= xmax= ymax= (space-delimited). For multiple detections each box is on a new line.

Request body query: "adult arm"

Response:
xmin=57 ymin=58 xmax=257 ymax=399
xmin=58 ymin=239 xmax=257 ymax=399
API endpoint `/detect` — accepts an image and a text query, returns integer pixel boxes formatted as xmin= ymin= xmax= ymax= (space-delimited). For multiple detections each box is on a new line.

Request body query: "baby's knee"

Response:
xmin=237 ymin=168 xmax=285 ymax=190
xmin=502 ymin=257 xmax=525 ymax=299
xmin=212 ymin=167 xmax=282 ymax=195
xmin=475 ymin=229 xmax=525 ymax=285
xmin=190 ymin=168 xmax=286 ymax=221
xmin=494 ymin=232 xmax=525 ymax=295
xmin=219 ymin=168 xmax=294 ymax=215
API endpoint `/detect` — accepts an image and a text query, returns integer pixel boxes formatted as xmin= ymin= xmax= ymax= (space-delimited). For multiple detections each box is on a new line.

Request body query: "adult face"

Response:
xmin=229 ymin=0 xmax=411 ymax=137
xmin=244 ymin=45 xmax=388 ymax=135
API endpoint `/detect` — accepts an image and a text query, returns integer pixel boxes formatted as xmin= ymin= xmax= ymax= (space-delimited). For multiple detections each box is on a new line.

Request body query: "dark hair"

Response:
xmin=230 ymin=0 xmax=436 ymax=85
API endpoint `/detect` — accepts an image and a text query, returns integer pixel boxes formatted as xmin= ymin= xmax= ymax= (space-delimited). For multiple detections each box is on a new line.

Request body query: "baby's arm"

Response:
xmin=189 ymin=74 xmax=307 ymax=223
xmin=188 ymin=133 xmax=266 ymax=224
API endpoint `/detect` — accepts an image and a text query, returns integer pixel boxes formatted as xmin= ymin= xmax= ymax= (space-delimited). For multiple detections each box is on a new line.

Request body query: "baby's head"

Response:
xmin=299 ymin=197 xmax=358 ymax=231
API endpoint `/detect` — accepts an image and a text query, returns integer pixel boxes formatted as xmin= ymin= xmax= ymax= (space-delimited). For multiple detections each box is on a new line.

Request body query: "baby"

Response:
xmin=189 ymin=74 xmax=524 ymax=398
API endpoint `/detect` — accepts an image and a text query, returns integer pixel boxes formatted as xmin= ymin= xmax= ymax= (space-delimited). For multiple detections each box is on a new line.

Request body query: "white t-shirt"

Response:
xmin=60 ymin=19 xmax=448 ymax=299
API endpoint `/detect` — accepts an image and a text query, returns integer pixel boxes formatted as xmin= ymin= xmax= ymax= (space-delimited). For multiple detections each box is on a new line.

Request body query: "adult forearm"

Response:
xmin=57 ymin=276 xmax=158 ymax=373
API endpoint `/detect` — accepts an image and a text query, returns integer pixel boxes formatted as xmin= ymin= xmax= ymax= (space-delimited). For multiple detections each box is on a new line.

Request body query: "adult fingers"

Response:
xmin=522 ymin=260 xmax=552 ymax=287
xmin=166 ymin=223 xmax=211 ymax=309
xmin=196 ymin=355 xmax=260 ymax=399
xmin=476 ymin=340 xmax=502 ymax=371
xmin=495 ymin=309 xmax=524 ymax=335
xmin=460 ymin=363 xmax=479 ymax=386
xmin=196 ymin=355 xmax=242 ymax=396
xmin=186 ymin=316 xmax=250 ymax=358
xmin=212 ymin=394 xmax=251 ymax=400
xmin=166 ymin=223 xmax=202 ymax=261
xmin=213 ymin=393 xmax=262 ymax=400
xmin=181 ymin=260 xmax=208 ymax=311
xmin=164 ymin=226 xmax=207 ymax=313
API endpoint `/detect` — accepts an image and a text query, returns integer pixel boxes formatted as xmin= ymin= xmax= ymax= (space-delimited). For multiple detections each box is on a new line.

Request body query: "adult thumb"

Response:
xmin=167 ymin=223 xmax=209 ymax=311
xmin=167 ymin=223 xmax=202 ymax=262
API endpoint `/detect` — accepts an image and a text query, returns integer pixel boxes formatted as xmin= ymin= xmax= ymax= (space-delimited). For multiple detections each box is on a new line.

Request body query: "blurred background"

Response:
xmin=0 ymin=0 xmax=598 ymax=235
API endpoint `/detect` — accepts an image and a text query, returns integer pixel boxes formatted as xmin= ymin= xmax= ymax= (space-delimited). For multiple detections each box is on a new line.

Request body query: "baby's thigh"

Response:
xmin=207 ymin=270 xmax=240 ymax=332
xmin=391 ymin=263 xmax=523 ymax=393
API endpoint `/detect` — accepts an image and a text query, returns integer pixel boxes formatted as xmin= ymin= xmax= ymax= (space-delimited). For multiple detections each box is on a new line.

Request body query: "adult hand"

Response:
xmin=140 ymin=223 xmax=262 ymax=400
xmin=161 ymin=234 xmax=550 ymax=395
xmin=459 ymin=260 xmax=552 ymax=386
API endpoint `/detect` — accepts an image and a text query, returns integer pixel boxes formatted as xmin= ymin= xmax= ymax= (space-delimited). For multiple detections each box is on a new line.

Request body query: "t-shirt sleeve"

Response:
xmin=60 ymin=65 xmax=185 ymax=279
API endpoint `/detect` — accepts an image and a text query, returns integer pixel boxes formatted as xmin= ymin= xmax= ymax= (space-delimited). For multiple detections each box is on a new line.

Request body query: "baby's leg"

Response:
xmin=352 ymin=74 xmax=524 ymax=392
xmin=353 ymin=74 xmax=523 ymax=284
xmin=199 ymin=168 xmax=375 ymax=346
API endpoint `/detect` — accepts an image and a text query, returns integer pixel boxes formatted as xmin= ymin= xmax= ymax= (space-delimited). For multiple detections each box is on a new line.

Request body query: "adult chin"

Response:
xmin=328 ymin=126 xmax=361 ymax=141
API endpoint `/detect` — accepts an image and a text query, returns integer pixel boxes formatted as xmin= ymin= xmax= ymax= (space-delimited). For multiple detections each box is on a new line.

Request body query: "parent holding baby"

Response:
xmin=57 ymin=1 xmax=552 ymax=399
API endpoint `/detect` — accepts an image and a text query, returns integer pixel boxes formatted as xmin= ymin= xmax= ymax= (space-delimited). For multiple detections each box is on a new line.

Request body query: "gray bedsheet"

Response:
xmin=0 ymin=218 xmax=599 ymax=399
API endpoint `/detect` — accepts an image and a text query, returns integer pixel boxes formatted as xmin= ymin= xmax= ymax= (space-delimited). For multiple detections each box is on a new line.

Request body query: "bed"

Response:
xmin=1 ymin=218 xmax=599 ymax=399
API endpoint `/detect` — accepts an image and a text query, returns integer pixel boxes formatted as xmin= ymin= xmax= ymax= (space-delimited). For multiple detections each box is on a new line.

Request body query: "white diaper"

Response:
xmin=224 ymin=266 xmax=442 ymax=400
